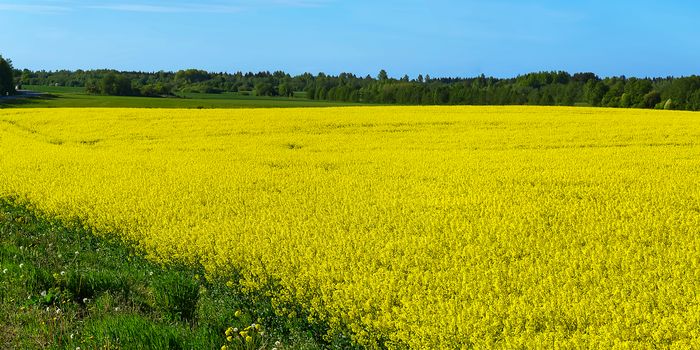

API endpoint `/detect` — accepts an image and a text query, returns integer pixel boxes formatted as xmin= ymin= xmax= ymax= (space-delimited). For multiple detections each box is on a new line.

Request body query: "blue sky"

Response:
xmin=1 ymin=0 xmax=699 ymax=78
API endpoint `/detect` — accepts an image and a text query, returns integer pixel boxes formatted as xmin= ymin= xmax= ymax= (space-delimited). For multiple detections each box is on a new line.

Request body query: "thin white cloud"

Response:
xmin=0 ymin=3 xmax=71 ymax=13
xmin=0 ymin=0 xmax=331 ymax=14
xmin=267 ymin=0 xmax=330 ymax=7
xmin=85 ymin=3 xmax=243 ymax=13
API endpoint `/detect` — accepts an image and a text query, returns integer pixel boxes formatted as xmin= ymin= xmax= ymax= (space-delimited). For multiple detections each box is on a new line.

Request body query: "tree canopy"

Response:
xmin=0 ymin=55 xmax=15 ymax=96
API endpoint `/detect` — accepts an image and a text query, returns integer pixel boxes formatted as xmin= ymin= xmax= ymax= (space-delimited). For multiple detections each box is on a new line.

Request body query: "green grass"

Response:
xmin=0 ymin=198 xmax=357 ymax=349
xmin=0 ymin=85 xmax=360 ymax=109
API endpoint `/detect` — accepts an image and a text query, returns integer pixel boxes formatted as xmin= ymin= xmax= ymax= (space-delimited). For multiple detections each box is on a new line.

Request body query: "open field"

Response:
xmin=0 ymin=85 xmax=359 ymax=109
xmin=1 ymin=106 xmax=699 ymax=348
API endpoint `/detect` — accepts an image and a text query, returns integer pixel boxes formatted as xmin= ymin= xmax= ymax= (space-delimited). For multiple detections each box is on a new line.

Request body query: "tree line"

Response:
xmin=13 ymin=66 xmax=700 ymax=111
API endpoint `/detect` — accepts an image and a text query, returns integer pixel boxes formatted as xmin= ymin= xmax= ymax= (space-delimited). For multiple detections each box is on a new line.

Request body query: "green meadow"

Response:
xmin=0 ymin=85 xmax=360 ymax=109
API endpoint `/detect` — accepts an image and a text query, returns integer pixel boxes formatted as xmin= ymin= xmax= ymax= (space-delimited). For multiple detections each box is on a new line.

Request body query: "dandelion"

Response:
xmin=221 ymin=346 xmax=229 ymax=350
xmin=19 ymin=263 xmax=24 ymax=269
xmin=60 ymin=271 xmax=66 ymax=276
xmin=226 ymin=336 xmax=233 ymax=342
xmin=41 ymin=291 xmax=47 ymax=297
xmin=234 ymin=310 xmax=241 ymax=317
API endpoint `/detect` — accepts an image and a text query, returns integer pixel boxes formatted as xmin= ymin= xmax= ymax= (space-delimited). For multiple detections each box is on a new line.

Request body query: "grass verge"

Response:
xmin=0 ymin=198 xmax=358 ymax=349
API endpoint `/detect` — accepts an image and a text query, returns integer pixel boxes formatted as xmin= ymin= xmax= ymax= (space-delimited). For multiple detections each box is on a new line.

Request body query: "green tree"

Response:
xmin=254 ymin=82 xmax=274 ymax=96
xmin=278 ymin=82 xmax=292 ymax=97
xmin=100 ymin=73 xmax=134 ymax=96
xmin=175 ymin=69 xmax=211 ymax=84
xmin=664 ymin=99 xmax=674 ymax=110
xmin=641 ymin=91 xmax=661 ymax=109
xmin=0 ymin=55 xmax=15 ymax=96
xmin=85 ymin=79 xmax=100 ymax=94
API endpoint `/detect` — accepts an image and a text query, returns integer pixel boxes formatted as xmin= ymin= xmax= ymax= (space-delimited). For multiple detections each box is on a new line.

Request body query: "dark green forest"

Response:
xmin=12 ymin=66 xmax=700 ymax=111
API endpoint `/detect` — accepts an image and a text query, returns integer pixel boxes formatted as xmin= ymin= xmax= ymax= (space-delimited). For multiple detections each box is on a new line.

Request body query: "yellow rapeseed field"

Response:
xmin=1 ymin=106 xmax=699 ymax=348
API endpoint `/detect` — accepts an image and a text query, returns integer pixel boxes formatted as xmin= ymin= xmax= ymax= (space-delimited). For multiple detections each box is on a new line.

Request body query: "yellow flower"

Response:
xmin=3 ymin=106 xmax=698 ymax=349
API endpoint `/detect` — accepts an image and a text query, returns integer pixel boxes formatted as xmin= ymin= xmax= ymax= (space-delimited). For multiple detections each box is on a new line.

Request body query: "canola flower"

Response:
xmin=1 ymin=106 xmax=699 ymax=348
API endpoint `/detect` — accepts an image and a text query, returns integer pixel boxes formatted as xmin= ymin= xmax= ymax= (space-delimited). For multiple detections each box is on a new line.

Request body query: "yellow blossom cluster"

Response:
xmin=1 ymin=106 xmax=699 ymax=348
